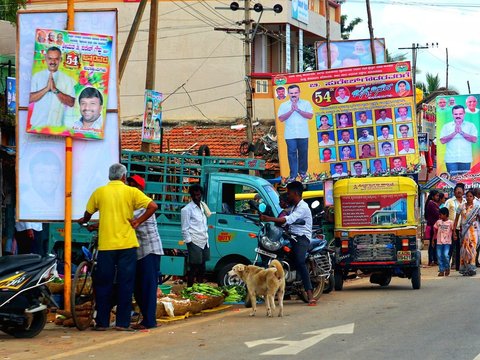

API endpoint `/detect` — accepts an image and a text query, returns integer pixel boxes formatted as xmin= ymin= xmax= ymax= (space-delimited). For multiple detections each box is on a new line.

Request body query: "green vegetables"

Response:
xmin=221 ymin=285 xmax=246 ymax=302
xmin=181 ymin=283 xmax=224 ymax=300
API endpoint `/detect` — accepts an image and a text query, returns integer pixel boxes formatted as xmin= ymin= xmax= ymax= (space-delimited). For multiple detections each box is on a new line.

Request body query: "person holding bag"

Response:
xmin=425 ymin=190 xmax=440 ymax=266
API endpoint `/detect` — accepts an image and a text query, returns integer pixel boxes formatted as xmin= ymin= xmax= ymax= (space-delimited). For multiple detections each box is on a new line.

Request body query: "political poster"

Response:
xmin=26 ymin=28 xmax=112 ymax=140
xmin=315 ymin=38 xmax=386 ymax=70
xmin=17 ymin=10 xmax=119 ymax=221
xmin=436 ymin=94 xmax=480 ymax=181
xmin=272 ymin=62 xmax=420 ymax=181
xmin=141 ymin=90 xmax=162 ymax=143
xmin=6 ymin=77 xmax=15 ymax=114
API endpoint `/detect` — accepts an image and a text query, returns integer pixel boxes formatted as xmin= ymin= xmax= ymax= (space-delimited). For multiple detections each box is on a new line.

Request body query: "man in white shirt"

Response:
xmin=377 ymin=125 xmax=394 ymax=140
xmin=335 ymin=87 xmax=350 ymax=104
xmin=358 ymin=128 xmax=374 ymax=142
xmin=398 ymin=124 xmax=412 ymax=138
xmin=395 ymin=106 xmax=412 ymax=122
xmin=356 ymin=111 xmax=373 ymax=126
xmin=398 ymin=139 xmax=415 ymax=154
xmin=181 ymin=184 xmax=210 ymax=286
xmin=338 ymin=130 xmax=354 ymax=144
xmin=14 ymin=222 xmax=44 ymax=255
xmin=29 ymin=47 xmax=75 ymax=128
xmin=332 ymin=163 xmax=348 ymax=177
xmin=379 ymin=141 xmax=395 ymax=156
xmin=318 ymin=132 xmax=335 ymax=146
xmin=440 ymin=105 xmax=478 ymax=174
xmin=278 ymin=85 xmax=313 ymax=181
xmin=465 ymin=95 xmax=479 ymax=114
xmin=376 ymin=109 xmax=392 ymax=124
xmin=259 ymin=181 xmax=316 ymax=305
xmin=72 ymin=87 xmax=104 ymax=131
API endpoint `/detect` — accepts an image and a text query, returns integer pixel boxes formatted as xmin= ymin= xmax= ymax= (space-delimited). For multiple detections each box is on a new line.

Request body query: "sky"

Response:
xmin=341 ymin=0 xmax=480 ymax=95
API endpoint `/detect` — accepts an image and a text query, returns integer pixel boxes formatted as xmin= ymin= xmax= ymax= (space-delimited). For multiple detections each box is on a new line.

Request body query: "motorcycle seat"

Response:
xmin=309 ymin=238 xmax=326 ymax=252
xmin=0 ymin=254 xmax=43 ymax=277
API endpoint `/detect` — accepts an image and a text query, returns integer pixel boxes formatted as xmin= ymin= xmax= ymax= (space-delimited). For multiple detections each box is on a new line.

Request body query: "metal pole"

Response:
xmin=64 ymin=0 xmax=75 ymax=313
xmin=325 ymin=0 xmax=331 ymax=68
xmin=445 ymin=48 xmax=449 ymax=90
xmin=244 ymin=0 xmax=254 ymax=157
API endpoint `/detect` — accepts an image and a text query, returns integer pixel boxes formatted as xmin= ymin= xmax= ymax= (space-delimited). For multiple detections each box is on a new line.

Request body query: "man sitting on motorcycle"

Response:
xmin=259 ymin=181 xmax=316 ymax=306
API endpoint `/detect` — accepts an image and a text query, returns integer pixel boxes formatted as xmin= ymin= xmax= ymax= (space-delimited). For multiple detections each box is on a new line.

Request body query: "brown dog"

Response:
xmin=228 ymin=260 xmax=285 ymax=317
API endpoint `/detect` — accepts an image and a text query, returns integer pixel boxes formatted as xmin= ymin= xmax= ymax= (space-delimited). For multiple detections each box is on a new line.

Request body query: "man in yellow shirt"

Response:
xmin=78 ymin=163 xmax=158 ymax=331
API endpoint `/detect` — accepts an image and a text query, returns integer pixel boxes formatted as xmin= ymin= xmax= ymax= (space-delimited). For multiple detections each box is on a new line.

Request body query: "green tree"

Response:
xmin=340 ymin=15 xmax=362 ymax=40
xmin=416 ymin=73 xmax=441 ymax=95
xmin=1 ymin=0 xmax=27 ymax=24
xmin=385 ymin=49 xmax=407 ymax=62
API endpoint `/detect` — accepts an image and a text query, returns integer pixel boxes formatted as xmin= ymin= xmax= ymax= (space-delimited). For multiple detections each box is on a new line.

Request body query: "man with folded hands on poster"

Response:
xmin=73 ymin=87 xmax=104 ymax=130
xmin=278 ymin=85 xmax=313 ymax=182
xmin=440 ymin=105 xmax=478 ymax=174
xmin=127 ymin=174 xmax=163 ymax=330
xmin=77 ymin=163 xmax=158 ymax=331
xmin=29 ymin=46 xmax=75 ymax=128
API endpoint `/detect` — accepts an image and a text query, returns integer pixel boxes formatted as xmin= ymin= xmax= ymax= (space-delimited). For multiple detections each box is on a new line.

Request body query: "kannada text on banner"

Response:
xmin=435 ymin=94 xmax=480 ymax=182
xmin=27 ymin=29 xmax=112 ymax=140
xmin=272 ymin=62 xmax=420 ymax=180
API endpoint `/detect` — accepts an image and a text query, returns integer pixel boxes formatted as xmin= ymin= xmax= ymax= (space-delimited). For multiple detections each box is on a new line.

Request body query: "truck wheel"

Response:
xmin=217 ymin=262 xmax=244 ymax=287
xmin=411 ymin=266 xmax=421 ymax=290
xmin=334 ymin=270 xmax=344 ymax=291
xmin=379 ymin=275 xmax=392 ymax=287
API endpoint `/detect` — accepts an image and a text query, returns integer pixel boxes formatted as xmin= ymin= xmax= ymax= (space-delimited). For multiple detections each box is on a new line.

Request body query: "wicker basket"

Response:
xmin=47 ymin=282 xmax=64 ymax=294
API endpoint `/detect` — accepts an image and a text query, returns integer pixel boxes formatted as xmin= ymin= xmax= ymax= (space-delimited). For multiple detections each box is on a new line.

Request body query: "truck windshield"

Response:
xmin=263 ymin=185 xmax=281 ymax=216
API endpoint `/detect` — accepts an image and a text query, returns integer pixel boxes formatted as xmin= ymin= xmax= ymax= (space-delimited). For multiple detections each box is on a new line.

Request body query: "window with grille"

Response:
xmin=255 ymin=79 xmax=269 ymax=94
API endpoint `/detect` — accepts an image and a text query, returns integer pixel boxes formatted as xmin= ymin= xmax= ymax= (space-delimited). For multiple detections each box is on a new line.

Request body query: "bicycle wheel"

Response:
xmin=71 ymin=261 xmax=95 ymax=330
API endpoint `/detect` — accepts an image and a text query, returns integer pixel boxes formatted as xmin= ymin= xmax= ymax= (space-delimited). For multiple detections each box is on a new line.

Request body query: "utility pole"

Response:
xmin=244 ymin=0 xmax=254 ymax=157
xmin=445 ymin=48 xmax=449 ymax=90
xmin=365 ymin=0 xmax=376 ymax=64
xmin=325 ymin=0 xmax=331 ymax=68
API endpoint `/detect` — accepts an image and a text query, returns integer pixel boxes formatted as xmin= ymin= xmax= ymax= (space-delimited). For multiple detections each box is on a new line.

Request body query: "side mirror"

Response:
xmin=259 ymin=203 xmax=267 ymax=213
xmin=311 ymin=200 xmax=320 ymax=209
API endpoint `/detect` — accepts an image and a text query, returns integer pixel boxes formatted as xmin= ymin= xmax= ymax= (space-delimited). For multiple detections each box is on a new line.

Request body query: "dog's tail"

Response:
xmin=270 ymin=259 xmax=285 ymax=280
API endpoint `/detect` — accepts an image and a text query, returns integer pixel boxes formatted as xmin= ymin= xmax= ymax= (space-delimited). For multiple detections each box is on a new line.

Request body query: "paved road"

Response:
xmin=2 ymin=264 xmax=480 ymax=360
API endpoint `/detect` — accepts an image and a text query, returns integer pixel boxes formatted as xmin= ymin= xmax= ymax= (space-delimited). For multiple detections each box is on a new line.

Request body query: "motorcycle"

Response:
xmin=244 ymin=202 xmax=334 ymax=303
xmin=0 ymin=254 xmax=58 ymax=338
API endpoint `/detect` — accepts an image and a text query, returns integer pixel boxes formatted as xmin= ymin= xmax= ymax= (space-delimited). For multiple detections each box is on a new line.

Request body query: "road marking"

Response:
xmin=245 ymin=323 xmax=355 ymax=355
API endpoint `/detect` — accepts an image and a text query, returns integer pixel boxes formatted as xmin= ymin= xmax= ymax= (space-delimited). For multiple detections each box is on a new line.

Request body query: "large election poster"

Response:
xmin=17 ymin=10 xmax=119 ymax=221
xmin=436 ymin=94 xmax=480 ymax=181
xmin=26 ymin=28 xmax=112 ymax=140
xmin=315 ymin=39 xmax=386 ymax=70
xmin=272 ymin=62 xmax=420 ymax=181
xmin=6 ymin=77 xmax=16 ymax=114
xmin=141 ymin=89 xmax=162 ymax=143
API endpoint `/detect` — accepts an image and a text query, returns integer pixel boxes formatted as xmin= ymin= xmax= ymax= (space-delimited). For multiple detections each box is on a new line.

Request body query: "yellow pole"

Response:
xmin=63 ymin=0 xmax=75 ymax=312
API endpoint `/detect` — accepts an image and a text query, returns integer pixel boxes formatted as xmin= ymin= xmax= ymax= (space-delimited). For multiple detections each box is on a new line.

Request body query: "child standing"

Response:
xmin=433 ymin=207 xmax=454 ymax=276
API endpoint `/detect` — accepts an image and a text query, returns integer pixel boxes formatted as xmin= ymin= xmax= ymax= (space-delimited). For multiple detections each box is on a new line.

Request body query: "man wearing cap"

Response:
xmin=127 ymin=174 xmax=163 ymax=329
xmin=78 ymin=163 xmax=158 ymax=331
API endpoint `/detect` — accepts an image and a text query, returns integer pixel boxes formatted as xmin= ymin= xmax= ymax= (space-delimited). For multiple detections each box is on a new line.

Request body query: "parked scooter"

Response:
xmin=0 ymin=254 xmax=58 ymax=338
xmin=244 ymin=202 xmax=334 ymax=303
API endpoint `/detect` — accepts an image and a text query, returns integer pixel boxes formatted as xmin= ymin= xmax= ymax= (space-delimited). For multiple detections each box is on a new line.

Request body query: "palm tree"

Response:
xmin=340 ymin=15 xmax=362 ymax=40
xmin=416 ymin=73 xmax=441 ymax=95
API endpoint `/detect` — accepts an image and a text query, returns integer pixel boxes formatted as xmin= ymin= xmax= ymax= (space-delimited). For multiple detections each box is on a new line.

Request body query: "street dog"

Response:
xmin=228 ymin=260 xmax=285 ymax=317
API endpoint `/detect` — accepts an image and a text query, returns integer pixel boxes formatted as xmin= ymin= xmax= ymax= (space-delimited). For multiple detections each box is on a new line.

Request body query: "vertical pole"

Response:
xmin=365 ymin=0 xmax=376 ymax=64
xmin=142 ymin=0 xmax=158 ymax=153
xmin=64 ymin=0 xmax=75 ymax=313
xmin=298 ymin=29 xmax=303 ymax=72
xmin=325 ymin=0 xmax=331 ymax=68
xmin=285 ymin=24 xmax=291 ymax=72
xmin=467 ymin=81 xmax=471 ymax=94
xmin=445 ymin=48 xmax=449 ymax=90
xmin=244 ymin=0 xmax=254 ymax=157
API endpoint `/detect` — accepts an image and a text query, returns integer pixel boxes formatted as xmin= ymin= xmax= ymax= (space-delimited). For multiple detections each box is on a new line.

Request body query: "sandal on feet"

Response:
xmin=308 ymin=299 xmax=317 ymax=306
xmin=115 ymin=326 xmax=136 ymax=332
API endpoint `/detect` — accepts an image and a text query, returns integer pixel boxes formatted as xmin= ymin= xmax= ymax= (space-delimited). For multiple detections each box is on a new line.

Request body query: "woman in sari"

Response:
xmin=454 ymin=190 xmax=479 ymax=276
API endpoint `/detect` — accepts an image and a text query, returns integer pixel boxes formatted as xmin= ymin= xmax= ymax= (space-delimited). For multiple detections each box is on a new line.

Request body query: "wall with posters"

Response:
xmin=272 ymin=62 xmax=420 ymax=180
xmin=436 ymin=94 xmax=480 ymax=180
xmin=17 ymin=10 xmax=120 ymax=221
xmin=315 ymin=39 xmax=386 ymax=70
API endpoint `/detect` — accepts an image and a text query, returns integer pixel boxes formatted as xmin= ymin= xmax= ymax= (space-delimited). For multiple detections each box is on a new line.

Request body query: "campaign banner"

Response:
xmin=315 ymin=38 xmax=386 ymax=70
xmin=6 ymin=77 xmax=15 ymax=114
xmin=141 ymin=90 xmax=162 ymax=143
xmin=436 ymin=94 xmax=480 ymax=181
xmin=26 ymin=28 xmax=112 ymax=140
xmin=418 ymin=132 xmax=429 ymax=152
xmin=272 ymin=62 xmax=420 ymax=181
xmin=340 ymin=193 xmax=407 ymax=227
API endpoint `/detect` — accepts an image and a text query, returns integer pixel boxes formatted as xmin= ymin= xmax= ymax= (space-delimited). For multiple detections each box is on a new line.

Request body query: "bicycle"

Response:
xmin=71 ymin=224 xmax=98 ymax=331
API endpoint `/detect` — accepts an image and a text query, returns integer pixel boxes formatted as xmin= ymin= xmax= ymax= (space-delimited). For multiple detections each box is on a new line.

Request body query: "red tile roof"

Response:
xmin=121 ymin=126 xmax=279 ymax=170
